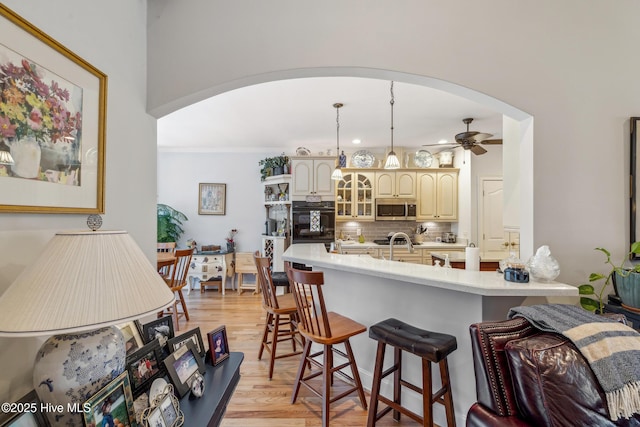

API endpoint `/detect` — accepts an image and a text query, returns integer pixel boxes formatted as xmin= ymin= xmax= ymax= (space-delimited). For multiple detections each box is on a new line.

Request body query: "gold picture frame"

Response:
xmin=0 ymin=4 xmax=107 ymax=213
xmin=198 ymin=183 xmax=226 ymax=215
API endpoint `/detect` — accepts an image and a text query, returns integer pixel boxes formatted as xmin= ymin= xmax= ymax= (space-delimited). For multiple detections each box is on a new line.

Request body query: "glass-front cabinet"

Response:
xmin=336 ymin=171 xmax=375 ymax=221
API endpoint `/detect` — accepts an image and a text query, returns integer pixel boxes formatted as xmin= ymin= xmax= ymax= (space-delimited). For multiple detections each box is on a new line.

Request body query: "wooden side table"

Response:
xmin=234 ymin=252 xmax=259 ymax=295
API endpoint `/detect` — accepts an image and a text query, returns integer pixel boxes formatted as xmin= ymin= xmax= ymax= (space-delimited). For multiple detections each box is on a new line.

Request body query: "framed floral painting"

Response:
xmin=0 ymin=4 xmax=106 ymax=213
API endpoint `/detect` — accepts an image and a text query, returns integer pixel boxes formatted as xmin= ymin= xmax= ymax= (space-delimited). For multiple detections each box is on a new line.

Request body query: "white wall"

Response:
xmin=147 ymin=0 xmax=640 ymax=290
xmin=157 ymin=151 xmax=266 ymax=252
xmin=0 ymin=1 xmax=156 ymax=400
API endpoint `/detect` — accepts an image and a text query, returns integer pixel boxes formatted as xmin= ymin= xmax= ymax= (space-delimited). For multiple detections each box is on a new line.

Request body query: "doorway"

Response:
xmin=479 ymin=178 xmax=504 ymax=257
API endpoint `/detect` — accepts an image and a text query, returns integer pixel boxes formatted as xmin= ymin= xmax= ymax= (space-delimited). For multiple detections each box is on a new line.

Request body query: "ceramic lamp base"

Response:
xmin=33 ymin=326 xmax=126 ymax=427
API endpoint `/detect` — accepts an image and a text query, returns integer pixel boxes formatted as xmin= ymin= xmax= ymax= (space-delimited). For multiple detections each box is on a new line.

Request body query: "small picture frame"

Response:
xmin=83 ymin=371 xmax=136 ymax=427
xmin=163 ymin=340 xmax=206 ymax=398
xmin=139 ymin=315 xmax=175 ymax=348
xmin=198 ymin=183 xmax=226 ymax=215
xmin=126 ymin=339 xmax=164 ymax=397
xmin=0 ymin=389 xmax=48 ymax=427
xmin=119 ymin=321 xmax=145 ymax=356
xmin=207 ymin=325 xmax=230 ymax=365
xmin=140 ymin=385 xmax=183 ymax=427
xmin=166 ymin=327 xmax=206 ymax=358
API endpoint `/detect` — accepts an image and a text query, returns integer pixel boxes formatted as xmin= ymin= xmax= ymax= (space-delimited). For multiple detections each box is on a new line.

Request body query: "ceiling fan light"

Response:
xmin=384 ymin=151 xmax=400 ymax=169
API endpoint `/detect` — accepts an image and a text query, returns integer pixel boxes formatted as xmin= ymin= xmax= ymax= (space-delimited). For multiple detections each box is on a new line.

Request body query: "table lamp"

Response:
xmin=0 ymin=222 xmax=175 ymax=426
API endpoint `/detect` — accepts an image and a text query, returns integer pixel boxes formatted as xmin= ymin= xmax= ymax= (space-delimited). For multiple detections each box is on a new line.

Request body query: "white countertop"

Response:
xmin=338 ymin=240 xmax=468 ymax=249
xmin=283 ymin=243 xmax=577 ymax=298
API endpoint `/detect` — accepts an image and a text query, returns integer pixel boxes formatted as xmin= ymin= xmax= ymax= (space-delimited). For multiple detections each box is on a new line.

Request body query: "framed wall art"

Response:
xmin=207 ymin=325 xmax=230 ymax=365
xmin=198 ymin=183 xmax=226 ymax=215
xmin=83 ymin=371 xmax=136 ymax=427
xmin=0 ymin=4 xmax=107 ymax=214
xmin=631 ymin=117 xmax=640 ymax=259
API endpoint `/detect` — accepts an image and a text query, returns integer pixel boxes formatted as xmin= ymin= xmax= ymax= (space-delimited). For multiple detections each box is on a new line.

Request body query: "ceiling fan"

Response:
xmin=423 ymin=118 xmax=502 ymax=155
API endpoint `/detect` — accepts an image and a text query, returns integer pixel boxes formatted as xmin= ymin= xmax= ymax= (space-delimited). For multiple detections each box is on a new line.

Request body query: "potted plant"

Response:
xmin=259 ymin=153 xmax=290 ymax=181
xmin=157 ymin=203 xmax=188 ymax=243
xmin=579 ymin=242 xmax=640 ymax=312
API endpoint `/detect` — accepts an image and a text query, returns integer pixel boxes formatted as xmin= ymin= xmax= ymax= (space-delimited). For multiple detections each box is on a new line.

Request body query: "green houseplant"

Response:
xmin=578 ymin=242 xmax=640 ymax=312
xmin=157 ymin=203 xmax=188 ymax=243
xmin=259 ymin=153 xmax=290 ymax=181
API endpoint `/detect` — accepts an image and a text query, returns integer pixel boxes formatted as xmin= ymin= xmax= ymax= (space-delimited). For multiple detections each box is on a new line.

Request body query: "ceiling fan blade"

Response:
xmin=470 ymin=145 xmax=487 ymax=155
xmin=471 ymin=132 xmax=493 ymax=142
xmin=480 ymin=139 xmax=503 ymax=145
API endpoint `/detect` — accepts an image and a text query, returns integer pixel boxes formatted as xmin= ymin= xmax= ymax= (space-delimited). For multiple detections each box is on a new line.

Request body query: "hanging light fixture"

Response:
xmin=331 ymin=102 xmax=344 ymax=180
xmin=384 ymin=81 xmax=400 ymax=169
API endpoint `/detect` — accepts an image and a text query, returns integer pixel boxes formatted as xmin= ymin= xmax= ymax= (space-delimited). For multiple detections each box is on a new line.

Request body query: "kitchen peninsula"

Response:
xmin=283 ymin=243 xmax=577 ymax=426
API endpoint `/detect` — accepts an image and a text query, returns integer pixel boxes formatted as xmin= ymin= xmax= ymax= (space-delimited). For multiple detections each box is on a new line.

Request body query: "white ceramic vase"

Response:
xmin=33 ymin=326 xmax=126 ymax=427
xmin=8 ymin=136 xmax=41 ymax=179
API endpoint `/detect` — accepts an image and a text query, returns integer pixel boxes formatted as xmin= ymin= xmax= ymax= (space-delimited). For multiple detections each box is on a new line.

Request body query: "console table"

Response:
xmin=179 ymin=352 xmax=243 ymax=427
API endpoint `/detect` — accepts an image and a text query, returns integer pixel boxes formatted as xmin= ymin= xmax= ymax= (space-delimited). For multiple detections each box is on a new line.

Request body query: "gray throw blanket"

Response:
xmin=508 ymin=304 xmax=640 ymax=421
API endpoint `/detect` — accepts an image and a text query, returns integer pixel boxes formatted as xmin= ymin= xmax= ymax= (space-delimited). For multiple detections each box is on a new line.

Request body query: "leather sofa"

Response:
xmin=467 ymin=317 xmax=640 ymax=427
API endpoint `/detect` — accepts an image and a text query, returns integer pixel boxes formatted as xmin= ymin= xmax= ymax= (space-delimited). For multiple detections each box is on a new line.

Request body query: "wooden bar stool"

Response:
xmin=287 ymin=266 xmax=368 ymax=427
xmin=254 ymin=252 xmax=303 ymax=380
xmin=367 ymin=318 xmax=457 ymax=427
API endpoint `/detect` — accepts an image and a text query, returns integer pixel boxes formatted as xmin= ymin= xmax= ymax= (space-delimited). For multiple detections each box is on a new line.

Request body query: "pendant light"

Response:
xmin=331 ymin=102 xmax=344 ymax=180
xmin=384 ymin=81 xmax=400 ymax=169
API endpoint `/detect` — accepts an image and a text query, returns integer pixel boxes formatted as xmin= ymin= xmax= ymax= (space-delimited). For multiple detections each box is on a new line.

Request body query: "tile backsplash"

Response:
xmin=336 ymin=221 xmax=452 ymax=242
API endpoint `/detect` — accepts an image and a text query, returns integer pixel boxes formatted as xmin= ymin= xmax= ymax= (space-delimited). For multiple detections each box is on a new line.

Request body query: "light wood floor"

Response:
xmin=181 ymin=286 xmax=423 ymax=427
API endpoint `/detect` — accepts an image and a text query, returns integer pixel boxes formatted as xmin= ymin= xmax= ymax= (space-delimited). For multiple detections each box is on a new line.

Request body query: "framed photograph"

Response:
xmin=140 ymin=387 xmax=182 ymax=427
xmin=126 ymin=339 xmax=164 ymax=397
xmin=140 ymin=315 xmax=175 ymax=348
xmin=118 ymin=321 xmax=145 ymax=356
xmin=207 ymin=325 xmax=230 ymax=365
xmin=166 ymin=327 xmax=205 ymax=358
xmin=83 ymin=371 xmax=135 ymax=427
xmin=0 ymin=389 xmax=48 ymax=427
xmin=0 ymin=4 xmax=106 ymax=214
xmin=163 ymin=340 xmax=206 ymax=398
xmin=631 ymin=117 xmax=640 ymax=259
xmin=198 ymin=183 xmax=226 ymax=215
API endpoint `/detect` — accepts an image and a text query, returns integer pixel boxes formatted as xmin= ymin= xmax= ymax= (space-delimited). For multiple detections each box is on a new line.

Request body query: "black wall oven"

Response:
xmin=292 ymin=201 xmax=335 ymax=248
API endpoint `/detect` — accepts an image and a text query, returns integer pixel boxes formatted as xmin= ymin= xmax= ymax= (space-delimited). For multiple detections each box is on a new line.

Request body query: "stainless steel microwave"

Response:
xmin=375 ymin=198 xmax=417 ymax=221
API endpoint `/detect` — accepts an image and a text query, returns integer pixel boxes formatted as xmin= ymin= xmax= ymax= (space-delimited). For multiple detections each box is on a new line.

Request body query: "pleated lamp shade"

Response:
xmin=0 ymin=230 xmax=175 ymax=336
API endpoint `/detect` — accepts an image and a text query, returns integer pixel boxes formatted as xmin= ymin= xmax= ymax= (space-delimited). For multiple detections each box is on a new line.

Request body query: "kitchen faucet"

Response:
xmin=389 ymin=232 xmax=414 ymax=261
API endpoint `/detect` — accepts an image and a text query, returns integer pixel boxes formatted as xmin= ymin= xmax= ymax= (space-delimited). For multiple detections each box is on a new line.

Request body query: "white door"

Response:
xmin=480 ymin=179 xmax=504 ymax=256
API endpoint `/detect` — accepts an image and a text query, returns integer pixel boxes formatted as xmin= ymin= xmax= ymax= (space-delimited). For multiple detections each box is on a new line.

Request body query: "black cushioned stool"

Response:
xmin=270 ymin=271 xmax=290 ymax=290
xmin=367 ymin=318 xmax=457 ymax=427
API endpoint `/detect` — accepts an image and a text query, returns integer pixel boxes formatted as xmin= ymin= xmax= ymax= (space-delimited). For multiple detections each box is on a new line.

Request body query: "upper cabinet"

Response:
xmin=374 ymin=171 xmax=416 ymax=198
xmin=291 ymin=157 xmax=335 ymax=200
xmin=416 ymin=170 xmax=458 ymax=221
xmin=336 ymin=172 xmax=375 ymax=221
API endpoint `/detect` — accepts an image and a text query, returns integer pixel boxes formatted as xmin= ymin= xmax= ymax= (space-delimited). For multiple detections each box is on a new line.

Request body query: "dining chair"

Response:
xmin=286 ymin=265 xmax=368 ymax=427
xmin=253 ymin=251 xmax=303 ymax=380
xmin=157 ymin=242 xmax=177 ymax=277
xmin=161 ymin=248 xmax=193 ymax=331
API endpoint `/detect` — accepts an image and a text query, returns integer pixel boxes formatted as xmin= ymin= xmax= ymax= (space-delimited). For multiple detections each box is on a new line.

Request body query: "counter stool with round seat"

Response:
xmin=367 ymin=318 xmax=457 ymax=427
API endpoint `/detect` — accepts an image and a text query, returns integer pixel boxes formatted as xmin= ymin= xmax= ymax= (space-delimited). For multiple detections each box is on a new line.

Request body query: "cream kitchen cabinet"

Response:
xmin=502 ymin=230 xmax=520 ymax=258
xmin=379 ymin=247 xmax=423 ymax=264
xmin=374 ymin=171 xmax=416 ymax=198
xmin=291 ymin=157 xmax=335 ymax=200
xmin=416 ymin=169 xmax=458 ymax=221
xmin=336 ymin=171 xmax=375 ymax=221
xmin=341 ymin=246 xmax=380 ymax=257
